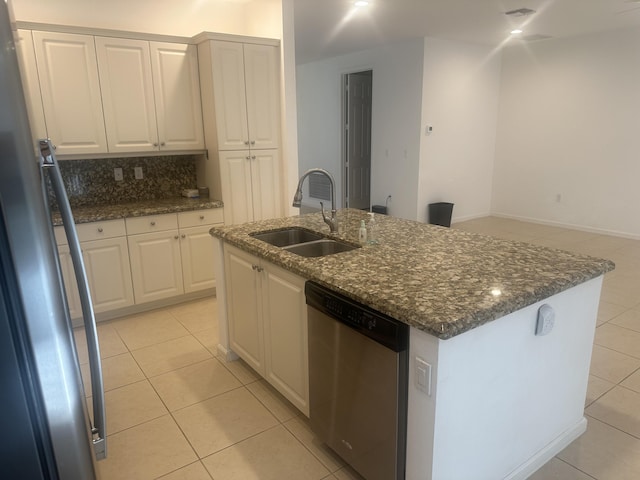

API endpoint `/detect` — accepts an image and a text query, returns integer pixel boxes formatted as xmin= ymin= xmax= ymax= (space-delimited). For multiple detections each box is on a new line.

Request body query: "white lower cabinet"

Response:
xmin=127 ymin=209 xmax=223 ymax=304
xmin=225 ymin=245 xmax=309 ymax=415
xmin=54 ymin=219 xmax=134 ymax=320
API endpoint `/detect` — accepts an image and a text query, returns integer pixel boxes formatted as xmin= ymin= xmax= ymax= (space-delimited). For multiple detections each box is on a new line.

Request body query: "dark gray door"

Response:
xmin=344 ymin=71 xmax=372 ymax=210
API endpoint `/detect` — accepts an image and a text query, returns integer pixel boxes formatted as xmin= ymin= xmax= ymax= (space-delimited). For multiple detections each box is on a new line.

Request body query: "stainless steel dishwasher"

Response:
xmin=306 ymin=282 xmax=409 ymax=480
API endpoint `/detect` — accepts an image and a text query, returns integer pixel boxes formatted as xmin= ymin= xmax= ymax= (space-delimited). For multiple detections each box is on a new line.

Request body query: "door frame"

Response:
xmin=341 ymin=68 xmax=373 ymax=209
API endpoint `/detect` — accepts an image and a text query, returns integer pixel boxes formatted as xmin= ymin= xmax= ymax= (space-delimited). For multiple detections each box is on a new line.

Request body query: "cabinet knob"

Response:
xmin=181 ymin=234 xmax=186 ymax=239
xmin=251 ymin=155 xmax=256 ymax=160
xmin=246 ymin=156 xmax=251 ymax=160
xmin=160 ymin=142 xmax=166 ymax=147
xmin=153 ymin=143 xmax=159 ymax=147
xmin=199 ymin=215 xmax=205 ymax=220
xmin=150 ymin=221 xmax=156 ymax=226
xmin=97 ymin=227 xmax=103 ymax=233
xmin=256 ymin=266 xmax=264 ymax=273
xmin=244 ymin=140 xmax=250 ymax=145
xmin=174 ymin=235 xmax=179 ymax=240
xmin=250 ymin=140 xmax=255 ymax=145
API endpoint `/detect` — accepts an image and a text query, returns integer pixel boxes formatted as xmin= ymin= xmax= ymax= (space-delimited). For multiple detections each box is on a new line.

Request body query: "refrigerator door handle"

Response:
xmin=38 ymin=139 xmax=107 ymax=460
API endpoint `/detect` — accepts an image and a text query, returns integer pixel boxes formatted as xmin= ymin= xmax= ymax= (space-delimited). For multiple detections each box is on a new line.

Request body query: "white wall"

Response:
xmin=418 ymin=37 xmax=502 ymax=224
xmin=11 ymin=0 xmax=282 ymax=39
xmin=492 ymin=28 xmax=640 ymax=238
xmin=296 ymin=39 xmax=425 ymax=220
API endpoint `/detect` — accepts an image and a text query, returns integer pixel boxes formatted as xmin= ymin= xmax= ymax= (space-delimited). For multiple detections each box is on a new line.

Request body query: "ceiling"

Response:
xmin=293 ymin=0 xmax=640 ymax=64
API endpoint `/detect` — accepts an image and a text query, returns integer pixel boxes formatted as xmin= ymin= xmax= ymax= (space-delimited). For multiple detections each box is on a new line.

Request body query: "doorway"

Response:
xmin=342 ymin=70 xmax=372 ymax=210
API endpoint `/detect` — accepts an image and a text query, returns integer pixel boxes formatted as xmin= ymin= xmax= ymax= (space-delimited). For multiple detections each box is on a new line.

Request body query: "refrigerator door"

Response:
xmin=0 ymin=1 xmax=102 ymax=478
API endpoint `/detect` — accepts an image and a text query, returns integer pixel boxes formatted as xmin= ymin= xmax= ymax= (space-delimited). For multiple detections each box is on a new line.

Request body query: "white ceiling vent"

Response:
xmin=505 ymin=8 xmax=536 ymax=17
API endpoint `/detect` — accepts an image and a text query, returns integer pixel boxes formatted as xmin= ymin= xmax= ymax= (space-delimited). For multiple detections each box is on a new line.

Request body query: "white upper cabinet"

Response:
xmin=150 ymin=42 xmax=205 ymax=151
xmin=95 ymin=37 xmax=159 ymax=153
xmin=210 ymin=41 xmax=280 ymax=151
xmin=15 ymin=30 xmax=47 ymax=147
xmin=32 ymin=31 xmax=108 ymax=155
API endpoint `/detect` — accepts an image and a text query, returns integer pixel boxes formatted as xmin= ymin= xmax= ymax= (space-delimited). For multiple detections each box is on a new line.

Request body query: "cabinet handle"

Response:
xmin=250 ymin=140 xmax=255 ymax=145
xmin=153 ymin=143 xmax=158 ymax=147
xmin=150 ymin=221 xmax=156 ymax=226
xmin=246 ymin=156 xmax=251 ymax=160
xmin=244 ymin=140 xmax=250 ymax=145
xmin=97 ymin=227 xmax=103 ymax=233
xmin=181 ymin=234 xmax=186 ymax=239
xmin=257 ymin=266 xmax=264 ymax=273
xmin=199 ymin=215 xmax=205 ymax=220
xmin=160 ymin=142 xmax=166 ymax=147
xmin=174 ymin=235 xmax=179 ymax=240
xmin=251 ymin=155 xmax=256 ymax=160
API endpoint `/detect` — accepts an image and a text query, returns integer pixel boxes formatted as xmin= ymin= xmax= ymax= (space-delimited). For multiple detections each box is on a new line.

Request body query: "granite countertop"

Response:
xmin=52 ymin=197 xmax=224 ymax=226
xmin=210 ymin=209 xmax=615 ymax=339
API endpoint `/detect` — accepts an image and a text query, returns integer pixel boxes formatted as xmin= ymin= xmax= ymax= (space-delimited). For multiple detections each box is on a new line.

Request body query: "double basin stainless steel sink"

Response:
xmin=250 ymin=227 xmax=359 ymax=257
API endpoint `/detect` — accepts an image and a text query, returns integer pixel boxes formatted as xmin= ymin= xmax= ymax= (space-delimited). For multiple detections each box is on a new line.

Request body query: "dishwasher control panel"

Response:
xmin=305 ymin=281 xmax=408 ymax=352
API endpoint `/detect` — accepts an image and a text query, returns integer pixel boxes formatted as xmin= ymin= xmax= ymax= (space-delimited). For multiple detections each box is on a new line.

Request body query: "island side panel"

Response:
xmin=213 ymin=235 xmax=237 ymax=361
xmin=406 ymin=276 xmax=603 ymax=480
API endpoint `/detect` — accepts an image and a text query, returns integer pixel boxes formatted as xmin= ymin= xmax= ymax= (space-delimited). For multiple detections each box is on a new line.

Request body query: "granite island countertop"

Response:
xmin=52 ymin=197 xmax=224 ymax=226
xmin=210 ymin=209 xmax=615 ymax=339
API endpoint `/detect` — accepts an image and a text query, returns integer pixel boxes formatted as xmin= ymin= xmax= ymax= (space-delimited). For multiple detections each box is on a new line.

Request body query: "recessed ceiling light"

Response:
xmin=510 ymin=29 xmax=524 ymax=35
xmin=354 ymin=1 xmax=369 ymax=7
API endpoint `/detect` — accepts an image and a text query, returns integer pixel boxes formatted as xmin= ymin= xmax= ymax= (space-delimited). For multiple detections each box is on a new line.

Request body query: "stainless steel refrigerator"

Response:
xmin=0 ymin=1 xmax=106 ymax=478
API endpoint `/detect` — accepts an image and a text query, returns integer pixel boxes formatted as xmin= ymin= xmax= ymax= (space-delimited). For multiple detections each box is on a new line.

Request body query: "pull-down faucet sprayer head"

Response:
xmin=292 ymin=188 xmax=303 ymax=208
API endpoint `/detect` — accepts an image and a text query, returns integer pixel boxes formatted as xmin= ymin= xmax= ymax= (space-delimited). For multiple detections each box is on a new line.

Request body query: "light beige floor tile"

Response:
xmin=599 ymin=288 xmax=640 ymax=309
xmin=621 ymin=368 xmax=640 ymax=394
xmin=223 ymin=358 xmax=261 ymax=384
xmin=201 ymin=425 xmax=329 ymax=480
xmin=192 ymin=327 xmax=219 ymax=356
xmin=332 ymin=465 xmax=365 ymax=480
xmin=284 ymin=416 xmax=345 ymax=473
xmin=586 ymin=386 xmax=640 ymax=438
xmin=169 ymin=297 xmax=218 ymax=334
xmin=597 ymin=301 xmax=628 ymax=326
xmin=80 ymin=352 xmax=145 ymax=395
xmin=156 ymin=461 xmax=212 ymax=480
xmin=595 ymin=324 xmax=640 ymax=359
xmin=589 ymin=345 xmax=640 ymax=383
xmin=149 ymin=358 xmax=241 ymax=411
xmin=97 ymin=323 xmax=129 ymax=358
xmin=586 ymin=374 xmax=616 ymax=407
xmin=558 ymin=416 xmax=640 ymax=480
xmin=246 ymin=379 xmax=300 ymax=422
xmin=610 ymin=309 xmax=640 ymax=333
xmin=131 ymin=335 xmax=212 ymax=378
xmin=528 ymin=457 xmax=595 ymax=480
xmin=173 ymin=387 xmax=278 ymax=458
xmin=105 ymin=380 xmax=168 ymax=434
xmin=98 ymin=415 xmax=197 ymax=480
xmin=112 ymin=309 xmax=190 ymax=351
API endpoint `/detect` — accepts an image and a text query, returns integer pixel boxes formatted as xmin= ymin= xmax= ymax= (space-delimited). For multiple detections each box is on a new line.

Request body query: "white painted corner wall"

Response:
xmin=418 ymin=37 xmax=501 ymax=224
xmin=492 ymin=27 xmax=640 ymax=238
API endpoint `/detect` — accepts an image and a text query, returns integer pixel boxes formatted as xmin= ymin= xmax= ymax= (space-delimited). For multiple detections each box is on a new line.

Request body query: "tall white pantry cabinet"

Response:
xmin=198 ymin=37 xmax=283 ymax=225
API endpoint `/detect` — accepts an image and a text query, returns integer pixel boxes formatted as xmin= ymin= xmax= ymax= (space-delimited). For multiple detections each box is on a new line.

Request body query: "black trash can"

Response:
xmin=428 ymin=202 xmax=454 ymax=227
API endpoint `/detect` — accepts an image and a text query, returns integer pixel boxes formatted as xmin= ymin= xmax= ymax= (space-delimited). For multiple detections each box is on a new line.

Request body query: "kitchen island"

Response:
xmin=210 ymin=209 xmax=614 ymax=480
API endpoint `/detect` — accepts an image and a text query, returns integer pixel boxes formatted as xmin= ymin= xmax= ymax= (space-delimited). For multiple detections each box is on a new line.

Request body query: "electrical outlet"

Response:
xmin=114 ymin=168 xmax=123 ymax=181
xmin=134 ymin=166 xmax=143 ymax=180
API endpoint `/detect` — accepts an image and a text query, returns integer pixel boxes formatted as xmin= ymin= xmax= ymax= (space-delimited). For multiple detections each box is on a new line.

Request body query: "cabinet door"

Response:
xmin=262 ymin=263 xmax=309 ymax=415
xmin=128 ymin=231 xmax=184 ymax=304
xmin=179 ymin=225 xmax=216 ymax=293
xmin=32 ymin=31 xmax=107 ymax=155
xmin=57 ymin=245 xmax=82 ymax=321
xmin=225 ymin=246 xmax=264 ymax=374
xmin=219 ymin=150 xmax=254 ymax=225
xmin=210 ymin=41 xmax=250 ymax=150
xmin=243 ymin=44 xmax=281 ymax=150
xmin=15 ymin=30 xmax=47 ymax=148
xmin=250 ymin=149 xmax=282 ymax=221
xmin=95 ymin=37 xmax=159 ymax=153
xmin=82 ymin=237 xmax=134 ymax=313
xmin=149 ymin=42 xmax=204 ymax=151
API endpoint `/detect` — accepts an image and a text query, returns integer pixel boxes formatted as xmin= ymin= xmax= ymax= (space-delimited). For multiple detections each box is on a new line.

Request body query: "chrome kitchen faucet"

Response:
xmin=292 ymin=168 xmax=338 ymax=233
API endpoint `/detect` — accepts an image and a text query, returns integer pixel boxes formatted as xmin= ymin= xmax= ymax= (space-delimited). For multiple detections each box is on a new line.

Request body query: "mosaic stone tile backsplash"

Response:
xmin=48 ymin=155 xmax=198 ymax=209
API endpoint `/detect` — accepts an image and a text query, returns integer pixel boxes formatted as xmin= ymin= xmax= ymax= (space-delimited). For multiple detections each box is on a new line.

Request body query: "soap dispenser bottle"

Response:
xmin=358 ymin=220 xmax=367 ymax=245
xmin=367 ymin=212 xmax=378 ymax=244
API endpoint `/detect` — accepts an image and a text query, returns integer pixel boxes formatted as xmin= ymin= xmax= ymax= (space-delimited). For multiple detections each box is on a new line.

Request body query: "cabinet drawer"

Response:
xmin=126 ymin=213 xmax=178 ymax=235
xmin=54 ymin=219 xmax=126 ymax=245
xmin=178 ymin=208 xmax=224 ymax=228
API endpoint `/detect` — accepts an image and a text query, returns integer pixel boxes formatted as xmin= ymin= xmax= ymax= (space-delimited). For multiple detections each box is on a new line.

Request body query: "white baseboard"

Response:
xmin=217 ymin=344 xmax=239 ymax=362
xmin=504 ymin=417 xmax=587 ymax=480
xmin=491 ymin=212 xmax=640 ymax=240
